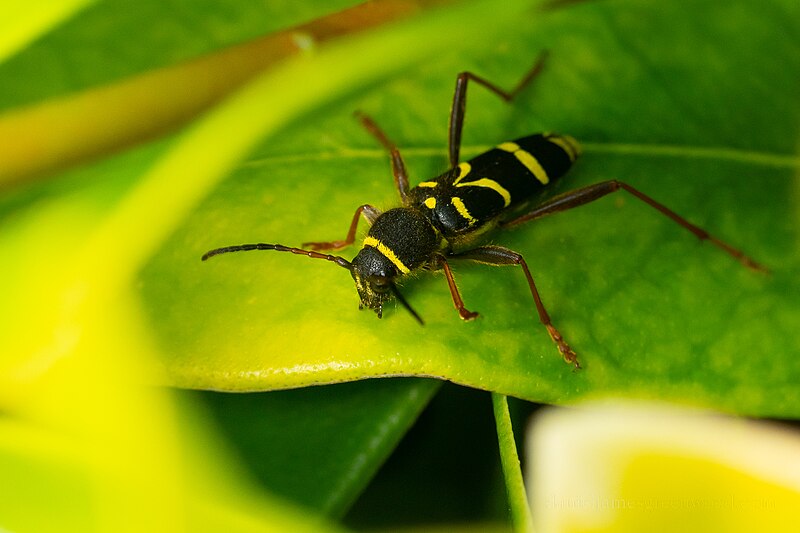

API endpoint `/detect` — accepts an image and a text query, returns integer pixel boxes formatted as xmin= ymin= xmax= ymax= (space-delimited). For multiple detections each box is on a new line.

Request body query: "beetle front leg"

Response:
xmin=303 ymin=204 xmax=381 ymax=251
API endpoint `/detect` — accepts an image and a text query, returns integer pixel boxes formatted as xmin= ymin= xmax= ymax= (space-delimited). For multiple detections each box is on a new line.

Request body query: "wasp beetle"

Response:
xmin=203 ymin=52 xmax=765 ymax=369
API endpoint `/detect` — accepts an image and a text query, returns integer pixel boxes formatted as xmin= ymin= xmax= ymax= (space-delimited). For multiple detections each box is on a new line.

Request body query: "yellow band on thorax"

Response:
xmin=363 ymin=236 xmax=411 ymax=274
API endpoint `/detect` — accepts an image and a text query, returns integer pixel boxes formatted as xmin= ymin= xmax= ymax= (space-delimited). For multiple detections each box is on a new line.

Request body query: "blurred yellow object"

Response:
xmin=528 ymin=403 xmax=800 ymax=533
xmin=0 ymin=0 xmax=95 ymax=64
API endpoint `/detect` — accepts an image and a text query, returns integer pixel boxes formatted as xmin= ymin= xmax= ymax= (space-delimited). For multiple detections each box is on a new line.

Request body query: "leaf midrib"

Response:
xmin=243 ymin=142 xmax=800 ymax=170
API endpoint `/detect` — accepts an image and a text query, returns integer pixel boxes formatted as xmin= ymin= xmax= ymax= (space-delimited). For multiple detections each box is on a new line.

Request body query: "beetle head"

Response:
xmin=350 ymin=246 xmax=422 ymax=324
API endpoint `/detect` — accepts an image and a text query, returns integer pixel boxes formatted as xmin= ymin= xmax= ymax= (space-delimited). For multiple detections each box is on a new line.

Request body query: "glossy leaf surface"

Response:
xmin=144 ymin=0 xmax=800 ymax=416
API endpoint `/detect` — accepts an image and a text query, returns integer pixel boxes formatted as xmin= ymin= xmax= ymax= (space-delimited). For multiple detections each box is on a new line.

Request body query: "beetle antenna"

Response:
xmin=202 ymin=243 xmax=352 ymax=270
xmin=390 ymin=283 xmax=424 ymax=326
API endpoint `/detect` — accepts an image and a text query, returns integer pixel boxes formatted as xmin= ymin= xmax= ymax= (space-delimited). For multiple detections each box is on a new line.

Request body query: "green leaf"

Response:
xmin=190 ymin=378 xmax=441 ymax=517
xmin=146 ymin=0 xmax=800 ymax=417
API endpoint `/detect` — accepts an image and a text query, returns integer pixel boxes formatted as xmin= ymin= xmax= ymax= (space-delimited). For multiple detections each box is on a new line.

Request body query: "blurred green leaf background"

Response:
xmin=1 ymin=0 xmax=798 ymax=531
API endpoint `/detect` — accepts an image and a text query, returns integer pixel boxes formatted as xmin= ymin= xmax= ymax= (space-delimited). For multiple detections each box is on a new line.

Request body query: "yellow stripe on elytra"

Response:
xmin=454 ymin=162 xmax=471 ymax=184
xmin=456 ymin=178 xmax=511 ymax=207
xmin=451 ymin=197 xmax=477 ymax=225
xmin=417 ymin=181 xmax=438 ymax=188
xmin=423 ymin=197 xmax=437 ymax=209
xmin=545 ymin=134 xmax=581 ymax=162
xmin=496 ymin=141 xmax=519 ymax=152
xmin=363 ymin=236 xmax=410 ymax=274
xmin=497 ymin=141 xmax=549 ymax=185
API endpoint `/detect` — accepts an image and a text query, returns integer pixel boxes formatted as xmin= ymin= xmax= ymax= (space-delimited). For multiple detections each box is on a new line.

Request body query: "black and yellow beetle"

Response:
xmin=202 ymin=53 xmax=764 ymax=369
